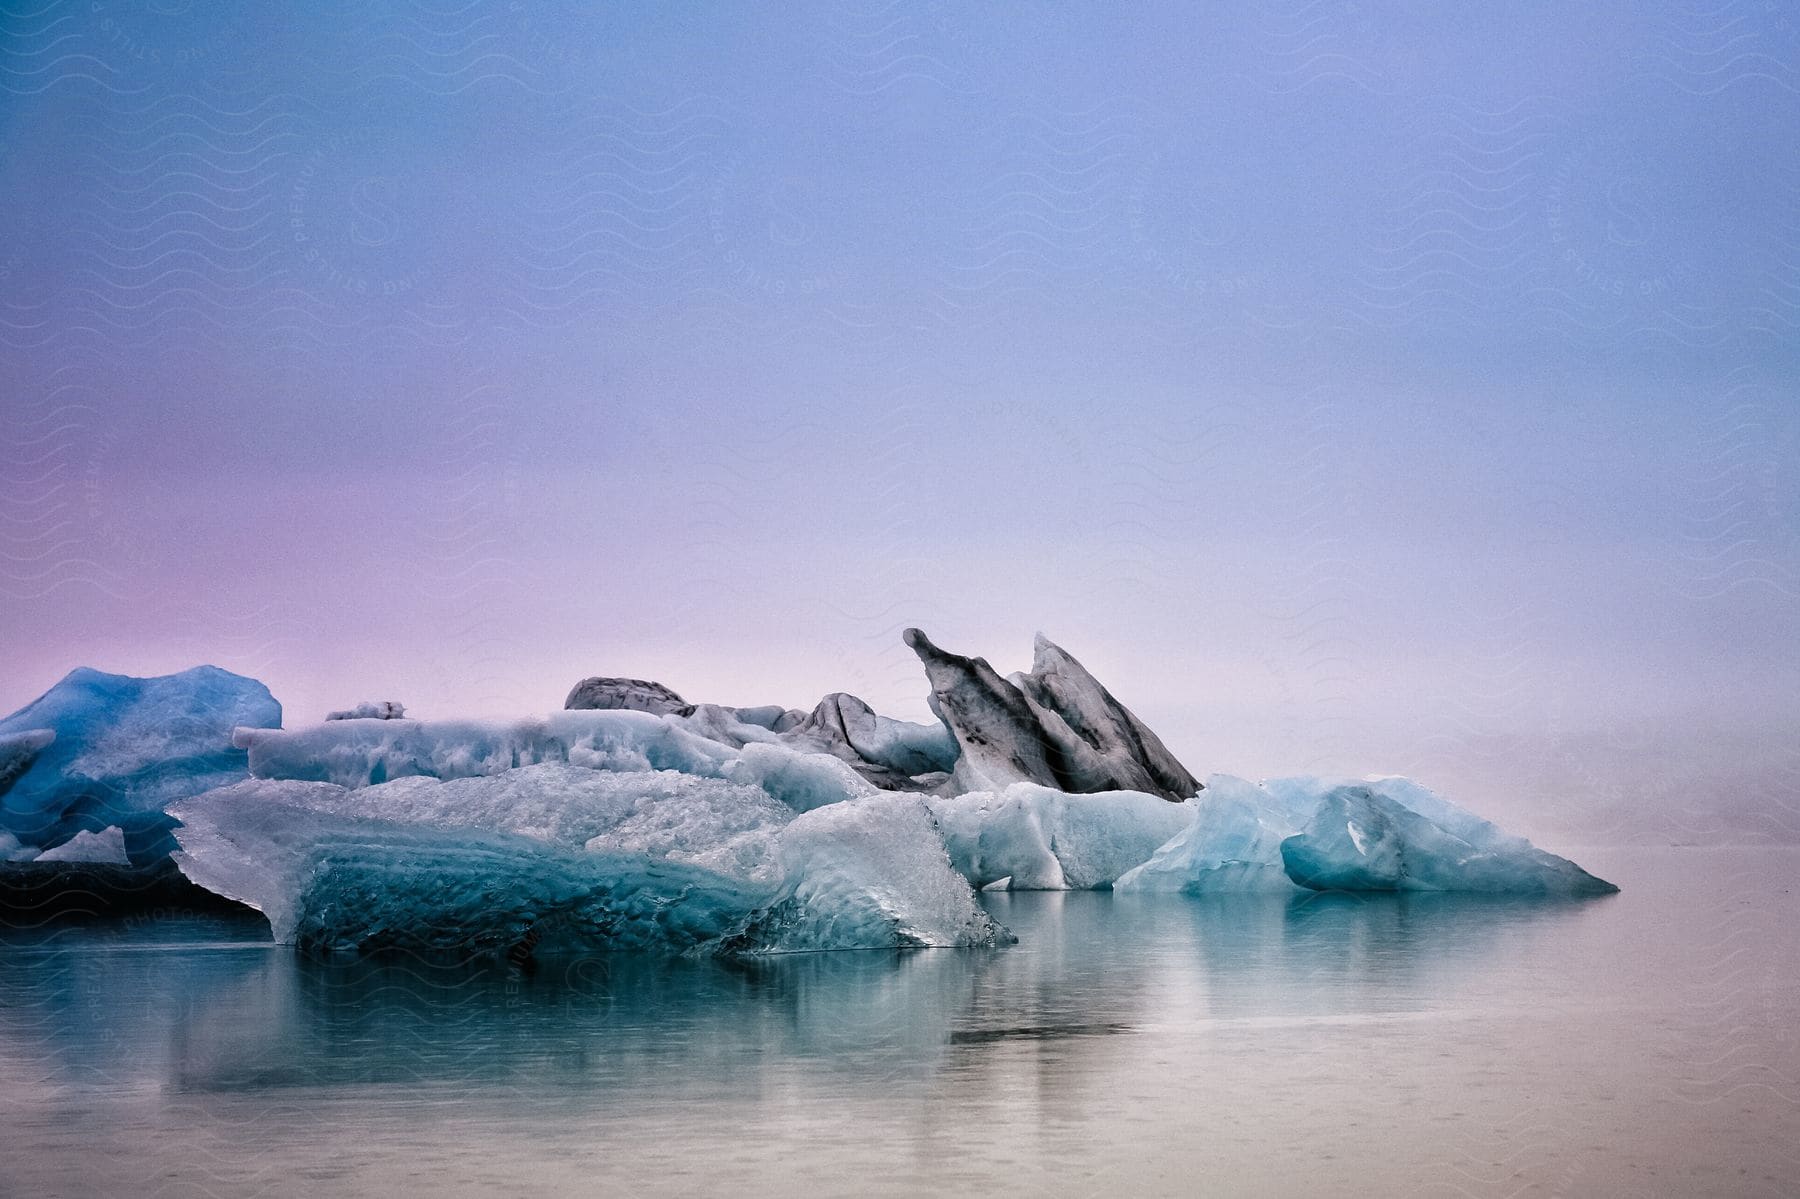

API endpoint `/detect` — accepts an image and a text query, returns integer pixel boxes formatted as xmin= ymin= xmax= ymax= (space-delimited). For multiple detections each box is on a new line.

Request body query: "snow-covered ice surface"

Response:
xmin=0 ymin=666 xmax=280 ymax=860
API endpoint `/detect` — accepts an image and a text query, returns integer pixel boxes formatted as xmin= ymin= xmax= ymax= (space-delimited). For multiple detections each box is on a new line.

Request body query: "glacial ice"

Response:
xmin=779 ymin=692 xmax=958 ymax=791
xmin=929 ymin=783 xmax=1194 ymax=890
xmin=167 ymin=763 xmax=1007 ymax=954
xmin=1113 ymin=774 xmax=1308 ymax=893
xmin=34 ymin=825 xmax=131 ymax=865
xmin=1280 ymin=785 xmax=1617 ymax=896
xmin=235 ymin=711 xmax=879 ymax=814
xmin=905 ymin=629 xmax=1200 ymax=800
xmin=564 ymin=676 xmax=690 ymax=715
xmin=0 ymin=666 xmax=280 ymax=861
xmin=11 ymin=628 xmax=1616 ymax=955
xmin=234 ymin=711 xmax=739 ymax=788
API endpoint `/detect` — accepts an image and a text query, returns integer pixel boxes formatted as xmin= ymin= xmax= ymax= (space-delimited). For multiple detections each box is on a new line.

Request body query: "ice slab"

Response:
xmin=168 ymin=764 xmax=1007 ymax=955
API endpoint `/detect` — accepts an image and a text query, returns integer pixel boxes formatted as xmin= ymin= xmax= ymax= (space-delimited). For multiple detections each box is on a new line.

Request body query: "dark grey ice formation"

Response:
xmin=564 ymin=677 xmax=689 ymax=715
xmin=903 ymin=628 xmax=1200 ymax=802
xmin=563 ymin=628 xmax=1200 ymax=800
xmin=778 ymin=692 xmax=958 ymax=793
xmin=1010 ymin=634 xmax=1201 ymax=801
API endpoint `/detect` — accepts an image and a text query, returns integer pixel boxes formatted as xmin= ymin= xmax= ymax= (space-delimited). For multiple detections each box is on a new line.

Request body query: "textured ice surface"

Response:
xmin=905 ymin=629 xmax=1199 ymax=800
xmin=326 ymin=701 xmax=406 ymax=721
xmin=1262 ymin=774 xmax=1522 ymax=851
xmin=778 ymin=693 xmax=958 ymax=791
xmin=1280 ymin=786 xmax=1617 ymax=895
xmin=169 ymin=764 xmax=1005 ymax=955
xmin=33 ymin=825 xmax=131 ymax=864
xmin=0 ymin=666 xmax=280 ymax=858
xmin=929 ymin=783 xmax=1193 ymax=890
xmin=563 ymin=676 xmax=688 ymax=714
xmin=236 ymin=712 xmax=882 ymax=815
xmin=235 ymin=712 xmax=736 ymax=788
xmin=1114 ymin=774 xmax=1305 ymax=893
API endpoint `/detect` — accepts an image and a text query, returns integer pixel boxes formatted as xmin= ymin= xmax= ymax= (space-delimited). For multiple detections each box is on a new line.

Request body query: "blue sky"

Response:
xmin=2 ymin=1 xmax=1796 ymax=842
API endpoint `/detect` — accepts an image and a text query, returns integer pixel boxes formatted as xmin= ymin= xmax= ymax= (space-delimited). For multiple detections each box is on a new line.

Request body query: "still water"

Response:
xmin=1 ymin=848 xmax=1795 ymax=1197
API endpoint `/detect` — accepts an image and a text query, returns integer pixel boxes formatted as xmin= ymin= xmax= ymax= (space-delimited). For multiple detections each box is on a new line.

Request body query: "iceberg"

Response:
xmin=0 ymin=666 xmax=281 ymax=862
xmin=168 ymin=763 xmax=1007 ymax=955
xmin=3 ymin=627 xmax=1614 ymax=953
xmin=1279 ymin=785 xmax=1617 ymax=896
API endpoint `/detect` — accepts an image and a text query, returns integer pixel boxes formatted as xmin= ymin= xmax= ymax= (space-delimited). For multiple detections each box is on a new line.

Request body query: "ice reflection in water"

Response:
xmin=0 ymin=851 xmax=1794 ymax=1198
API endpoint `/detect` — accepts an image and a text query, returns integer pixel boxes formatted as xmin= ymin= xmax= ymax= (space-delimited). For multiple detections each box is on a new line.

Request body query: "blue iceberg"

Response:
xmin=0 ymin=666 xmax=281 ymax=862
xmin=1281 ymin=785 xmax=1617 ymax=896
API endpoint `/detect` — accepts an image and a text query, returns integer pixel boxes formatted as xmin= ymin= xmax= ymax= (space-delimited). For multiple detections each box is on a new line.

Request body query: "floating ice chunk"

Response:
xmin=326 ymin=701 xmax=406 ymax=721
xmin=929 ymin=783 xmax=1193 ymax=890
xmin=168 ymin=764 xmax=1006 ymax=955
xmin=1114 ymin=774 xmax=1304 ymax=893
xmin=0 ymin=666 xmax=280 ymax=861
xmin=1279 ymin=786 xmax=1617 ymax=895
xmin=34 ymin=825 xmax=131 ymax=864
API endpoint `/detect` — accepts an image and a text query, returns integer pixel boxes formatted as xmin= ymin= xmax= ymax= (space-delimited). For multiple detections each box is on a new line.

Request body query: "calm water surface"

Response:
xmin=1 ymin=848 xmax=1795 ymax=1197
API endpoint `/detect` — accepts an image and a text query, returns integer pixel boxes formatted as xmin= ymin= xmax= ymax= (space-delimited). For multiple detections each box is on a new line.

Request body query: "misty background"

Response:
xmin=2 ymin=2 xmax=1796 ymax=845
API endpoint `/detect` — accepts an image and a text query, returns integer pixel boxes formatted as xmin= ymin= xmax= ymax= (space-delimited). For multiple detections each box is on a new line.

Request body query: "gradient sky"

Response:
xmin=2 ymin=2 xmax=1796 ymax=844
